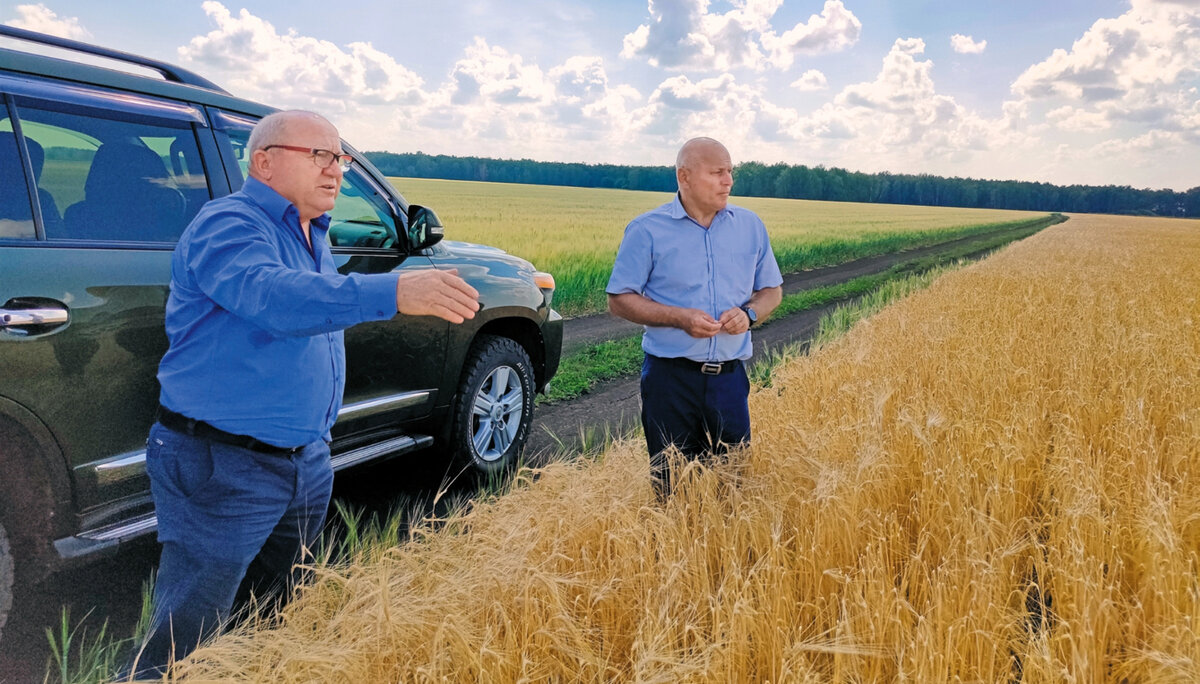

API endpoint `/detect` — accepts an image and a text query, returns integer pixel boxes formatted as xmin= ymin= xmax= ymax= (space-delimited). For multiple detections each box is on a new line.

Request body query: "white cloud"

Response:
xmin=1046 ymin=105 xmax=1111 ymax=132
xmin=14 ymin=0 xmax=1187 ymax=190
xmin=4 ymin=3 xmax=90 ymax=40
xmin=621 ymin=0 xmax=860 ymax=71
xmin=178 ymin=2 xmax=425 ymax=110
xmin=628 ymin=72 xmax=801 ymax=152
xmin=760 ymin=0 xmax=863 ymax=69
xmin=1011 ymin=1 xmax=1200 ymax=106
xmin=791 ymin=69 xmax=828 ymax=91
xmin=950 ymin=34 xmax=986 ymax=54
xmin=1003 ymin=0 xmax=1200 ymax=184
xmin=447 ymin=38 xmax=553 ymax=106
xmin=167 ymin=4 xmax=655 ymax=162
xmin=767 ymin=37 xmax=1012 ymax=177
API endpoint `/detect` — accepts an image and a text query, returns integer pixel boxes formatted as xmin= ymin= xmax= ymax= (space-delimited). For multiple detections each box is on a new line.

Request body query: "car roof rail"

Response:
xmin=0 ymin=24 xmax=229 ymax=94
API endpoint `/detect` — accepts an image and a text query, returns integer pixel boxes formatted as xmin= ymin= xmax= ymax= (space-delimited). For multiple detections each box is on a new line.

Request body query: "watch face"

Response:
xmin=743 ymin=306 xmax=756 ymax=322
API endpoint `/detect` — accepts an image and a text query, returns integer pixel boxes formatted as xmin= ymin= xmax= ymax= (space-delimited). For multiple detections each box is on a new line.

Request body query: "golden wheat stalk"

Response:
xmin=172 ymin=214 xmax=1200 ymax=682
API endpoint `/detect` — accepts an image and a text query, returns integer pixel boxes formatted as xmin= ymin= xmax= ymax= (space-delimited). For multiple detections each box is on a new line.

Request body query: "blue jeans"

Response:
xmin=123 ymin=422 xmax=334 ymax=678
xmin=640 ymin=355 xmax=751 ymax=498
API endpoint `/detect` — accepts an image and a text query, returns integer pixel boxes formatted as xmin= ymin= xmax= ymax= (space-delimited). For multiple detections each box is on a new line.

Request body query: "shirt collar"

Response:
xmin=669 ymin=192 xmax=732 ymax=225
xmin=241 ymin=176 xmax=332 ymax=233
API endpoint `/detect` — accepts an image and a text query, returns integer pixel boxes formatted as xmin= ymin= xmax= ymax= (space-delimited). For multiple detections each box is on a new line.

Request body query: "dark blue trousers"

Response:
xmin=640 ymin=355 xmax=751 ymax=498
xmin=122 ymin=422 xmax=333 ymax=679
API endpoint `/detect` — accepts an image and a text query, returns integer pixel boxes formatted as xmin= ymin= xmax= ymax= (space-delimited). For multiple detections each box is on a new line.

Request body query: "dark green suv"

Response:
xmin=0 ymin=26 xmax=562 ymax=644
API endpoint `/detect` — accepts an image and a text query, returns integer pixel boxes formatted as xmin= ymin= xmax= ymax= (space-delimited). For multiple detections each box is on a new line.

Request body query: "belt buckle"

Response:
xmin=700 ymin=362 xmax=722 ymax=375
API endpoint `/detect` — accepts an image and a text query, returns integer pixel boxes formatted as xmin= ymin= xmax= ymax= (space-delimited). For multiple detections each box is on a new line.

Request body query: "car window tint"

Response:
xmin=0 ymin=116 xmax=36 ymax=239
xmin=17 ymin=105 xmax=209 ymax=242
xmin=328 ymin=168 xmax=399 ymax=248
xmin=222 ymin=123 xmax=252 ymax=188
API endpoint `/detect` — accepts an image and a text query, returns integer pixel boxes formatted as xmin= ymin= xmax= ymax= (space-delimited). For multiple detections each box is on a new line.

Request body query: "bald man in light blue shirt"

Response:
xmin=607 ymin=137 xmax=782 ymax=498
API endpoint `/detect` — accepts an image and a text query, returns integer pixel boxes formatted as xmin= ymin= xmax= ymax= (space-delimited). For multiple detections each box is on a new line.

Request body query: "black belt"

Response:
xmin=648 ymin=355 xmax=742 ymax=376
xmin=156 ymin=405 xmax=304 ymax=456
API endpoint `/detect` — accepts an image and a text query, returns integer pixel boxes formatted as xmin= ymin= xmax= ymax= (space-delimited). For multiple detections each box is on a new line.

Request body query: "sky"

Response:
xmin=3 ymin=0 xmax=1199 ymax=191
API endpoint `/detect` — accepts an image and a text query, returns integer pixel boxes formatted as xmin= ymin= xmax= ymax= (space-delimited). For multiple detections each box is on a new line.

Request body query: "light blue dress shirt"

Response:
xmin=606 ymin=194 xmax=783 ymax=363
xmin=157 ymin=177 xmax=400 ymax=447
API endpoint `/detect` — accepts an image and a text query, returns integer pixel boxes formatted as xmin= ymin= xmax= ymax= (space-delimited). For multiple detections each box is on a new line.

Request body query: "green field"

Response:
xmin=387 ymin=177 xmax=1052 ymax=315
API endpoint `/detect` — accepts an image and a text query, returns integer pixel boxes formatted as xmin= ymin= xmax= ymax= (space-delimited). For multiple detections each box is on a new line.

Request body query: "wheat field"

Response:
xmin=170 ymin=214 xmax=1200 ymax=682
xmin=391 ymin=177 xmax=1047 ymax=315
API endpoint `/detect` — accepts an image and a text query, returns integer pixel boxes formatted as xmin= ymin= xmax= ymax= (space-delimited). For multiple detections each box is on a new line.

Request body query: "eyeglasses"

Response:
xmin=263 ymin=144 xmax=353 ymax=172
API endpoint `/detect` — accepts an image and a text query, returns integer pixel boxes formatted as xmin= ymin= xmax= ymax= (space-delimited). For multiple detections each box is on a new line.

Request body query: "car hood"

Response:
xmin=440 ymin=239 xmax=536 ymax=270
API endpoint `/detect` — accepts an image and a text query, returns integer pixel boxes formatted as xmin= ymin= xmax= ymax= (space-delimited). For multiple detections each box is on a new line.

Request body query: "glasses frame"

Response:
xmin=263 ymin=144 xmax=353 ymax=172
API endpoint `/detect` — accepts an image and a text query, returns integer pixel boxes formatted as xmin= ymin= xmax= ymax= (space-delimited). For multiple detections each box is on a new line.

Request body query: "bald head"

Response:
xmin=247 ymin=110 xmax=334 ymax=161
xmin=674 ymin=137 xmax=733 ymax=227
xmin=676 ymin=137 xmax=730 ymax=172
xmin=247 ymin=110 xmax=344 ymax=225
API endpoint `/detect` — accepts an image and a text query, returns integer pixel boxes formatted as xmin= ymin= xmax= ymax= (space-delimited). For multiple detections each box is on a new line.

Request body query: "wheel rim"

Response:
xmin=470 ymin=365 xmax=525 ymax=463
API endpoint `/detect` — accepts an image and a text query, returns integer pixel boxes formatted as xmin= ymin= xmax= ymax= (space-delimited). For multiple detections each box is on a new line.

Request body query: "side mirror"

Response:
xmin=406 ymin=205 xmax=445 ymax=251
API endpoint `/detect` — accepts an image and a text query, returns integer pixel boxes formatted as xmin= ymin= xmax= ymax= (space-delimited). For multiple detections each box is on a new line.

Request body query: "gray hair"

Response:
xmin=246 ymin=110 xmax=329 ymax=153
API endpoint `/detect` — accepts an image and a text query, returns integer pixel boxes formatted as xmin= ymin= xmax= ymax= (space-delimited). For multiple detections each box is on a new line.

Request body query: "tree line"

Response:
xmin=364 ymin=151 xmax=1200 ymax=218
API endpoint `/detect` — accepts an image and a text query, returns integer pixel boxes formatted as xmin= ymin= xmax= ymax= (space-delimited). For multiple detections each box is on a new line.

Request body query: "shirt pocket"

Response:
xmin=716 ymin=250 xmax=757 ymax=299
xmin=654 ymin=243 xmax=708 ymax=300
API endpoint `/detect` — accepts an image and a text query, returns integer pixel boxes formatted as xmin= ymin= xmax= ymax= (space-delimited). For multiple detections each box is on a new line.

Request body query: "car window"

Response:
xmin=224 ymin=124 xmax=399 ymax=249
xmin=14 ymin=105 xmax=208 ymax=242
xmin=327 ymin=169 xmax=399 ymax=248
xmin=0 ymin=115 xmax=36 ymax=239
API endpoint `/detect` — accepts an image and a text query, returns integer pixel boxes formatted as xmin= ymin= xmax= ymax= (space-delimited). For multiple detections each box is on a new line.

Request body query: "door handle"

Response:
xmin=1 ymin=306 xmax=69 ymax=330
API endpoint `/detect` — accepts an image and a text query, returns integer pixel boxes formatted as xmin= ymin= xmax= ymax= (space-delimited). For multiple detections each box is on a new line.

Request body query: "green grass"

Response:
xmin=387 ymin=177 xmax=1055 ymax=316
xmin=538 ymin=272 xmax=929 ymax=405
xmin=540 ymin=218 xmax=1059 ymax=403
xmin=43 ymin=578 xmax=154 ymax=684
xmin=37 ymin=215 xmax=1060 ymax=682
xmin=540 ymin=336 xmax=644 ymax=403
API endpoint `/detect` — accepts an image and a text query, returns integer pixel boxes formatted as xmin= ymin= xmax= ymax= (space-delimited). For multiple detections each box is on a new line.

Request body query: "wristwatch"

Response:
xmin=740 ymin=305 xmax=757 ymax=326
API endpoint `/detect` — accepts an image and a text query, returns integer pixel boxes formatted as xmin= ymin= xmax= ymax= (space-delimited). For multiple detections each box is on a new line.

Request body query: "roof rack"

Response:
xmin=0 ymin=24 xmax=228 ymax=94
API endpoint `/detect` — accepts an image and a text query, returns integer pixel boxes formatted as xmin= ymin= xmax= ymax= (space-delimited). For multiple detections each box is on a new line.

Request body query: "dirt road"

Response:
xmin=0 ymin=223 xmax=1038 ymax=682
xmin=526 ymin=223 xmax=1039 ymax=459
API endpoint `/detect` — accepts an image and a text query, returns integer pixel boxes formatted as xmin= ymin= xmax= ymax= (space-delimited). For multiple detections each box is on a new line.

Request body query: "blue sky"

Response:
xmin=4 ymin=1 xmax=1198 ymax=191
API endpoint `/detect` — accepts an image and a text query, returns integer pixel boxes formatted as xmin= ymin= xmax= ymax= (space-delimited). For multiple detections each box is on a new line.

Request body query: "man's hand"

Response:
xmin=718 ymin=307 xmax=750 ymax=335
xmin=678 ymin=308 xmax=722 ymax=338
xmin=396 ymin=268 xmax=480 ymax=323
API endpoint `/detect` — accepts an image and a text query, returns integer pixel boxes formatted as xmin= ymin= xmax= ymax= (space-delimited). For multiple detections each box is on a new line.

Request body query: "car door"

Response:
xmin=214 ymin=114 xmax=449 ymax=444
xmin=0 ymin=81 xmax=216 ymax=524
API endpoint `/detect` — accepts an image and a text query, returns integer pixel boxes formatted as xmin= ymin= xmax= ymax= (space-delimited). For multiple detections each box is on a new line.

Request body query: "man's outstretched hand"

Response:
xmin=396 ymin=268 xmax=480 ymax=323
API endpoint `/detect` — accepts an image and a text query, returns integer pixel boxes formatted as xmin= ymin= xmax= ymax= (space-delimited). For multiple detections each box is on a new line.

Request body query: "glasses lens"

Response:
xmin=311 ymin=149 xmax=335 ymax=168
xmin=337 ymin=155 xmax=352 ymax=172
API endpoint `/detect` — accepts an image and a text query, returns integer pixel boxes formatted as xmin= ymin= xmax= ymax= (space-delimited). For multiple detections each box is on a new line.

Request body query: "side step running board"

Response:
xmin=55 ymin=434 xmax=434 ymax=562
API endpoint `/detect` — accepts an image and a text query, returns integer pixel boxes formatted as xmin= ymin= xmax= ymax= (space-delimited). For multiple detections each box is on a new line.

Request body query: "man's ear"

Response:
xmin=250 ymin=148 xmax=272 ymax=180
xmin=676 ymin=166 xmax=688 ymax=187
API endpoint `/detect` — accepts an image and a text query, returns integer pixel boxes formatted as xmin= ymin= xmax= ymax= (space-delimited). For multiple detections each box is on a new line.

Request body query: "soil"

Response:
xmin=0 ymin=225 xmax=1036 ymax=682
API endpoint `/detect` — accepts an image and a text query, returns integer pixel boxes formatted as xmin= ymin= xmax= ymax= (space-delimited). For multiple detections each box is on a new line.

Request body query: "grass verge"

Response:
xmin=39 ymin=217 xmax=1061 ymax=682
xmin=540 ymin=218 xmax=1057 ymax=404
xmin=43 ymin=580 xmax=153 ymax=684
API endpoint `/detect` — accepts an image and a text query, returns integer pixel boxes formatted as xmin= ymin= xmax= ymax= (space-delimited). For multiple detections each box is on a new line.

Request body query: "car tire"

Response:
xmin=449 ymin=335 xmax=535 ymax=477
xmin=0 ymin=521 xmax=11 ymax=645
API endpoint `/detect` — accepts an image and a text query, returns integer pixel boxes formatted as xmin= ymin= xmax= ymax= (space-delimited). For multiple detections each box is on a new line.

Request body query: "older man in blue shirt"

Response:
xmin=607 ymin=137 xmax=782 ymax=498
xmin=125 ymin=110 xmax=479 ymax=677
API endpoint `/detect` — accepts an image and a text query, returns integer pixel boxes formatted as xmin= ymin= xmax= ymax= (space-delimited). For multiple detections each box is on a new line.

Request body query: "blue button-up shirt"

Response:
xmin=157 ymin=177 xmax=399 ymax=447
xmin=606 ymin=195 xmax=782 ymax=362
